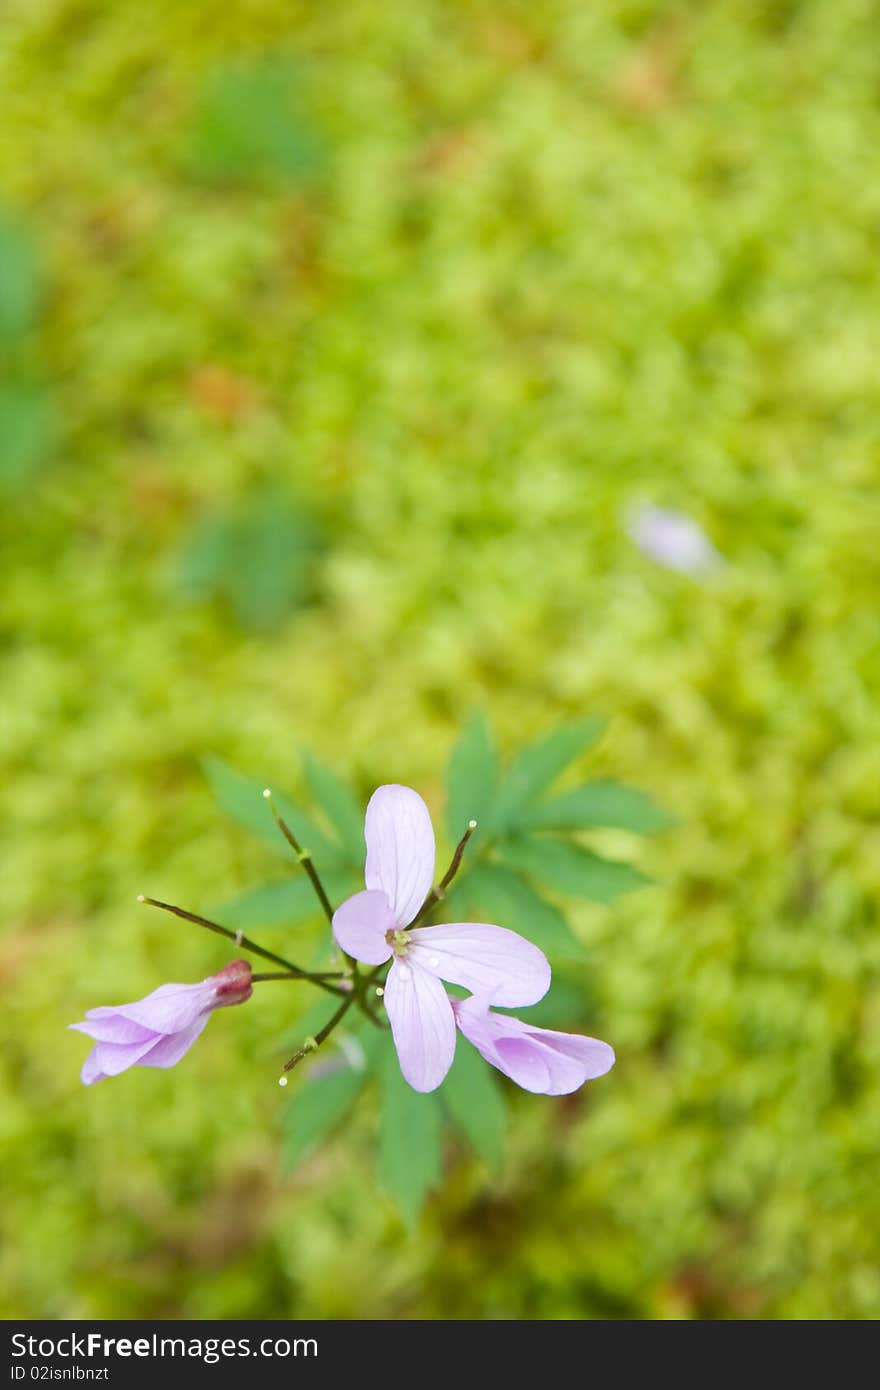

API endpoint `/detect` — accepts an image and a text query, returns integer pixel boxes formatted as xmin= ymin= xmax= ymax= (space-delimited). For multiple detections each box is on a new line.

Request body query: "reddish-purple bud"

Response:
xmin=211 ymin=959 xmax=253 ymax=1007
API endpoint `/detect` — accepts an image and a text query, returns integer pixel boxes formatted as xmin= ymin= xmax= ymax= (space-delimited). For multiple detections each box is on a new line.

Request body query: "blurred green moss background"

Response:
xmin=3 ymin=0 xmax=880 ymax=1319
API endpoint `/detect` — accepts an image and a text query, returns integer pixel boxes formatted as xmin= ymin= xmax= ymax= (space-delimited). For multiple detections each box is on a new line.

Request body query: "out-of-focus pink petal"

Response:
xmin=626 ymin=504 xmax=722 ymax=577
xmin=332 ymin=889 xmax=394 ymax=965
xmin=80 ymin=1048 xmax=107 ymax=1086
xmin=452 ymin=997 xmax=615 ymax=1096
xmin=364 ymin=784 xmax=435 ymax=927
xmin=383 ymin=958 xmax=455 ymax=1093
xmin=137 ymin=1015 xmax=211 ymax=1069
xmin=409 ymin=923 xmax=550 ymax=1006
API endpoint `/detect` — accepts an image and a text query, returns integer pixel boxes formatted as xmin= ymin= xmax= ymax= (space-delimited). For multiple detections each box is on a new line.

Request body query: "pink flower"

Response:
xmin=333 ymin=785 xmax=550 ymax=1092
xmin=452 ymin=996 xmax=615 ymax=1095
xmin=69 ymin=959 xmax=253 ymax=1086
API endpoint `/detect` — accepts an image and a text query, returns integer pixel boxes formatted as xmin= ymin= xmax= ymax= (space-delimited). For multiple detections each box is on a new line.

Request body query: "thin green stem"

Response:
xmin=281 ymin=963 xmax=390 ymax=1071
xmin=283 ymin=993 xmax=355 ymax=1072
xmin=139 ymin=896 xmax=347 ymax=998
xmin=413 ymin=818 xmax=478 ymax=925
xmin=251 ymin=971 xmax=344 ymax=983
xmin=262 ymin=791 xmax=336 ymax=926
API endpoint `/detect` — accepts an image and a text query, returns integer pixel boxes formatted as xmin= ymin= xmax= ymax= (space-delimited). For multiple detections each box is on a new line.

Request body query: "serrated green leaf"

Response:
xmin=458 ymin=862 xmax=581 ymax=959
xmin=302 ymin=754 xmax=365 ymax=866
xmin=202 ymin=755 xmax=342 ymax=867
xmin=492 ymin=719 xmax=605 ymax=830
xmin=446 ymin=711 xmax=498 ymax=841
xmin=281 ymin=1066 xmax=366 ymax=1173
xmin=378 ymin=1046 xmax=442 ymax=1225
xmin=0 ymin=216 xmax=40 ymax=340
xmin=442 ymin=1041 xmax=506 ymax=1171
xmin=504 ymin=836 xmax=651 ymax=903
xmin=519 ymin=780 xmax=673 ymax=834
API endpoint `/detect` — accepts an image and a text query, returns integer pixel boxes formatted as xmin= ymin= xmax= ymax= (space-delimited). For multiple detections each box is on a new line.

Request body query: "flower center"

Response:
xmin=387 ymin=928 xmax=411 ymax=957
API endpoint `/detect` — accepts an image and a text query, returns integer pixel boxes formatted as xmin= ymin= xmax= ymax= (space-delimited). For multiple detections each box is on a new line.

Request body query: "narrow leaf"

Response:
xmin=378 ymin=1046 xmax=442 ymax=1225
xmin=0 ymin=216 xmax=40 ymax=340
xmin=519 ymin=780 xmax=673 ymax=834
xmin=202 ymin=755 xmax=342 ymax=866
xmin=443 ymin=1042 xmax=506 ymax=1171
xmin=302 ymin=754 xmax=365 ymax=866
xmin=458 ymin=862 xmax=581 ymax=959
xmin=0 ymin=383 xmax=53 ymax=490
xmin=498 ymin=976 xmax=597 ymax=1029
xmin=492 ymin=719 xmax=605 ymax=830
xmin=446 ymin=711 xmax=498 ymax=841
xmin=504 ymin=836 xmax=651 ymax=903
xmin=211 ymin=877 xmax=322 ymax=928
xmin=281 ymin=1066 xmax=366 ymax=1173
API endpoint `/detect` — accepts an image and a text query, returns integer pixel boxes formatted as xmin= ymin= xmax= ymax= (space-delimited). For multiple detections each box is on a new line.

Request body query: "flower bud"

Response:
xmin=211 ymin=958 xmax=253 ymax=1007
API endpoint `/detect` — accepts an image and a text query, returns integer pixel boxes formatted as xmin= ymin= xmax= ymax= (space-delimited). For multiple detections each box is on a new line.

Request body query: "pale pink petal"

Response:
xmin=80 ymin=1048 xmax=107 ymax=1086
xmin=332 ymin=889 xmax=394 ymax=965
xmin=69 ymin=1015 xmax=155 ymax=1045
xmin=524 ymin=1028 xmax=615 ymax=1086
xmin=489 ymin=1036 xmax=554 ymax=1092
xmin=87 ymin=980 xmax=215 ymax=1034
xmin=409 ymin=923 xmax=550 ymax=1006
xmin=88 ymin=1034 xmax=162 ymax=1077
xmin=453 ymin=998 xmax=614 ymax=1096
xmin=137 ymin=1015 xmax=211 ymax=1069
xmin=364 ymin=784 xmax=435 ymax=927
xmin=383 ymin=958 xmax=455 ymax=1093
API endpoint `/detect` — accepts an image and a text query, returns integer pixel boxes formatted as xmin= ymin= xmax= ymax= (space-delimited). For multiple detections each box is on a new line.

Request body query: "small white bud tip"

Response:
xmin=278 ymin=1076 xmax=288 ymax=1087
xmin=136 ymin=894 xmax=146 ymax=903
xmin=262 ymin=788 xmax=272 ymax=799
xmin=375 ymin=986 xmax=385 ymax=998
xmin=468 ymin=819 xmax=477 ymax=830
xmin=234 ymin=929 xmax=244 ymax=946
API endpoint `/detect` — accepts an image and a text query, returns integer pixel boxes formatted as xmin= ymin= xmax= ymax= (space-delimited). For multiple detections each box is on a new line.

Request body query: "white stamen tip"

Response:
xmin=468 ymin=819 xmax=477 ymax=829
xmin=136 ymin=894 xmax=146 ymax=903
xmin=428 ymin=956 xmax=440 ymax=968
xmin=278 ymin=1076 xmax=288 ymax=1087
xmin=396 ymin=964 xmax=412 ymax=982
xmin=234 ymin=929 xmax=244 ymax=946
xmin=375 ymin=986 xmax=384 ymax=998
xmin=262 ymin=788 xmax=272 ymax=799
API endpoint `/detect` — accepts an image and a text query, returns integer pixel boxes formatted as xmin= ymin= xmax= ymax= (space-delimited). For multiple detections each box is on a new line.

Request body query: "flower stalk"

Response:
xmin=138 ymin=896 xmax=347 ymax=998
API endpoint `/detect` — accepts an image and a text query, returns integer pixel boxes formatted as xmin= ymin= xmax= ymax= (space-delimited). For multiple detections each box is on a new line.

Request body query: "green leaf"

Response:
xmin=0 ymin=216 xmax=40 ymax=341
xmin=504 ymin=836 xmax=651 ymax=903
xmin=281 ymin=1066 xmax=366 ymax=1173
xmin=506 ymin=976 xmax=598 ymax=1029
xmin=446 ymin=711 xmax=498 ymax=840
xmin=211 ymin=877 xmax=321 ymax=928
xmin=188 ymin=60 xmax=324 ymax=186
xmin=457 ymin=862 xmax=581 ymax=959
xmin=519 ymin=780 xmax=673 ymax=834
xmin=492 ymin=719 xmax=605 ymax=831
xmin=443 ymin=1042 xmax=506 ymax=1171
xmin=202 ymin=755 xmax=343 ymax=867
xmin=0 ymin=383 xmax=53 ymax=490
xmin=378 ymin=1046 xmax=442 ymax=1225
xmin=302 ymin=754 xmax=365 ymax=866
xmin=177 ymin=488 xmax=319 ymax=631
